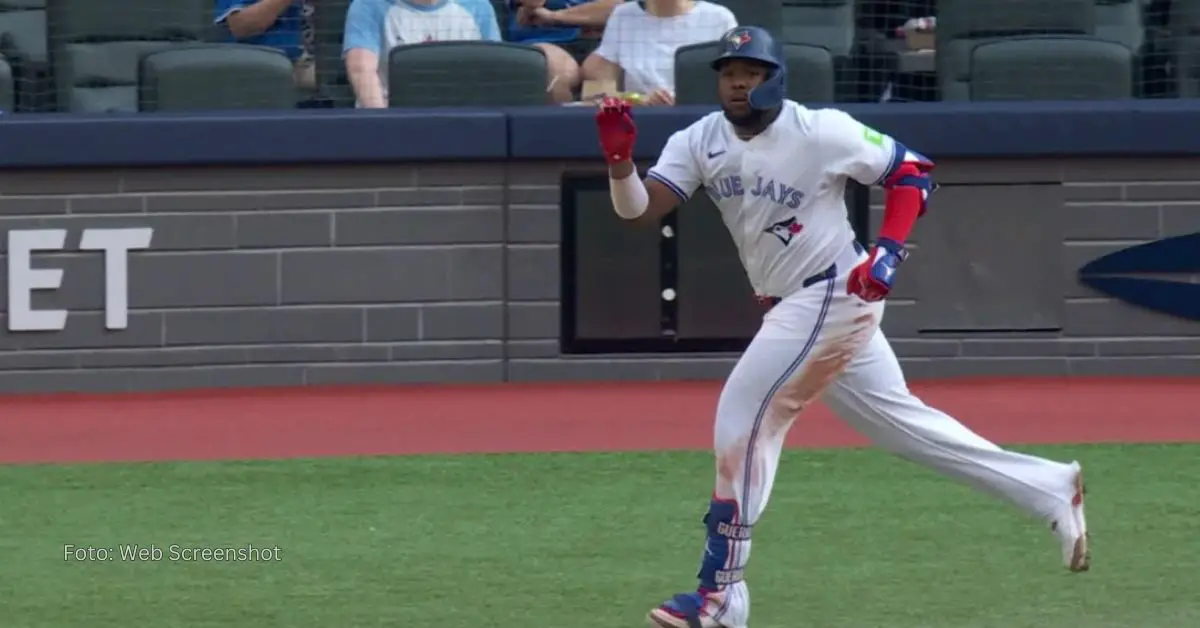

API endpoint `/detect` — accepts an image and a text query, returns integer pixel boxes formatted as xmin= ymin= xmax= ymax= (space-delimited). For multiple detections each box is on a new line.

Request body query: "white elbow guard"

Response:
xmin=610 ymin=172 xmax=649 ymax=220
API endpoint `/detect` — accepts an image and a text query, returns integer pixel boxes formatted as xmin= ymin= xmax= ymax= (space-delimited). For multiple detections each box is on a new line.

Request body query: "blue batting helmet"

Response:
xmin=710 ymin=26 xmax=785 ymax=111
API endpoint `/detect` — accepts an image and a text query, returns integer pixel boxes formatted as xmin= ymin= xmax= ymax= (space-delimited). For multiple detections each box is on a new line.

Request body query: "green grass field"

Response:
xmin=2 ymin=443 xmax=1196 ymax=628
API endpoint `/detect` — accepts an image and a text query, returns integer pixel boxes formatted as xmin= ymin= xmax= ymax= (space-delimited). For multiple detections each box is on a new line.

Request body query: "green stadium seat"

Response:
xmin=0 ymin=1 xmax=46 ymax=62
xmin=0 ymin=53 xmax=15 ymax=111
xmin=781 ymin=0 xmax=853 ymax=57
xmin=138 ymin=44 xmax=296 ymax=111
xmin=1095 ymin=0 xmax=1149 ymax=96
xmin=964 ymin=36 xmax=1134 ymax=101
xmin=1167 ymin=0 xmax=1200 ymax=96
xmin=672 ymin=41 xmax=721 ymax=104
xmin=312 ymin=0 xmax=353 ymax=107
xmin=936 ymin=0 xmax=1097 ymax=100
xmin=1096 ymin=0 xmax=1146 ymax=50
xmin=674 ymin=40 xmax=834 ymax=105
xmin=0 ymin=1 xmax=48 ymax=110
xmin=386 ymin=41 xmax=546 ymax=106
xmin=780 ymin=0 xmax=856 ymax=100
xmin=47 ymin=0 xmax=212 ymax=112
xmin=779 ymin=42 xmax=836 ymax=102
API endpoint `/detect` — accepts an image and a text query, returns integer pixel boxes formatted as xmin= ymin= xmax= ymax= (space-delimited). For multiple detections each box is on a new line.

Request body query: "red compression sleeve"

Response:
xmin=878 ymin=163 xmax=924 ymax=244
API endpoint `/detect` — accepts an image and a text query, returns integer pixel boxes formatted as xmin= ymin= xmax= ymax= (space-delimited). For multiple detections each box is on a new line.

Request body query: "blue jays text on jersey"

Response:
xmin=644 ymin=101 xmax=902 ymax=297
xmin=707 ymin=174 xmax=806 ymax=209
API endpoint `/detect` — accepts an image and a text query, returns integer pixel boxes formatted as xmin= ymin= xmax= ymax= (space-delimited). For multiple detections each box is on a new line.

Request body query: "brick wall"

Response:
xmin=0 ymin=157 xmax=1194 ymax=393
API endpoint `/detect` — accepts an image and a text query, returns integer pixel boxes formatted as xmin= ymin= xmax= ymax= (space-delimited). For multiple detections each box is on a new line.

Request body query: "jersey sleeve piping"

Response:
xmin=646 ymin=170 xmax=690 ymax=202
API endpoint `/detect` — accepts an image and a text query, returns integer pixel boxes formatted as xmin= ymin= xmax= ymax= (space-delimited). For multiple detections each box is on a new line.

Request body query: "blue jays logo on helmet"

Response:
xmin=726 ymin=29 xmax=752 ymax=50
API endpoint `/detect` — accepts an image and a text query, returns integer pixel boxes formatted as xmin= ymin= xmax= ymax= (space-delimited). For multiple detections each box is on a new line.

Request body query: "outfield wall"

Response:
xmin=0 ymin=101 xmax=1197 ymax=393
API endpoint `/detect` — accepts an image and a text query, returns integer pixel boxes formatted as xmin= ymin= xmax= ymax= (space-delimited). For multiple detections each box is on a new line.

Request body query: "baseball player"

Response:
xmin=594 ymin=26 xmax=1091 ymax=628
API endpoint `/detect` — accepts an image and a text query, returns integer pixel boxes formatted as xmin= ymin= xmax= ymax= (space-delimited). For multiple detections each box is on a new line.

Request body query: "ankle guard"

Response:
xmin=696 ymin=497 xmax=752 ymax=590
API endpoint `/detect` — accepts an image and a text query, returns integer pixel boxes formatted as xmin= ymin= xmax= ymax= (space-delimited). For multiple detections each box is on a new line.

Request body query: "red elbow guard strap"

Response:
xmin=879 ymin=162 xmax=935 ymax=244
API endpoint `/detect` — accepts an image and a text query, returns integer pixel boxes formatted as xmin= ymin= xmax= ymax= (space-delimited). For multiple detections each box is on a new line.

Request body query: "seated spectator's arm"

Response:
xmin=216 ymin=0 xmax=294 ymax=39
xmin=580 ymin=6 xmax=622 ymax=82
xmin=582 ymin=52 xmax=620 ymax=83
xmin=345 ymin=49 xmax=386 ymax=107
xmin=343 ymin=0 xmax=388 ymax=107
xmin=543 ymin=0 xmax=623 ymax=27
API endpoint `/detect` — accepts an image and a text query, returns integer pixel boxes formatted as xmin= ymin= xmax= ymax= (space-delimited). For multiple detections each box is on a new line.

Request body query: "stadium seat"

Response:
xmin=1096 ymin=0 xmax=1146 ymax=50
xmin=672 ymin=41 xmax=721 ymax=104
xmin=1168 ymin=0 xmax=1200 ymax=95
xmin=386 ymin=41 xmax=547 ymax=106
xmin=1094 ymin=0 xmax=1149 ymax=96
xmin=139 ymin=44 xmax=296 ymax=111
xmin=47 ymin=0 xmax=212 ymax=112
xmin=781 ymin=0 xmax=853 ymax=57
xmin=780 ymin=42 xmax=836 ymax=102
xmin=0 ymin=52 xmax=14 ymax=111
xmin=780 ymin=0 xmax=855 ymax=100
xmin=936 ymin=0 xmax=1097 ymax=100
xmin=964 ymin=36 xmax=1134 ymax=101
xmin=674 ymin=40 xmax=835 ymax=105
xmin=312 ymin=0 xmax=353 ymax=108
xmin=0 ymin=0 xmax=49 ymax=111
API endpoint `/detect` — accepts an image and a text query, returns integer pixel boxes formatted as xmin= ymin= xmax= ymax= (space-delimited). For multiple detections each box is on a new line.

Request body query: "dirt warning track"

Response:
xmin=0 ymin=378 xmax=1194 ymax=464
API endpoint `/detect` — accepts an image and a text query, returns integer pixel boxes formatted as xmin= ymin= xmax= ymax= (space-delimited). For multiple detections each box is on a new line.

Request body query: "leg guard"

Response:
xmin=652 ymin=498 xmax=753 ymax=628
xmin=697 ymin=497 xmax=751 ymax=592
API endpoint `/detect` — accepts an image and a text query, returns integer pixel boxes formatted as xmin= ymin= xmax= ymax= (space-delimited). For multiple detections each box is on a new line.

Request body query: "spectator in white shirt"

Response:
xmin=581 ymin=0 xmax=736 ymax=105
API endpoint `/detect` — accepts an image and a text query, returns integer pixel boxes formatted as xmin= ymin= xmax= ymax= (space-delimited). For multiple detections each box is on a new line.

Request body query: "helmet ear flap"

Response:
xmin=747 ymin=66 xmax=785 ymax=111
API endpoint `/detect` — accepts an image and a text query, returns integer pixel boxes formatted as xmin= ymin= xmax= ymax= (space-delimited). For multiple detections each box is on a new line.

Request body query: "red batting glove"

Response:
xmin=596 ymin=96 xmax=636 ymax=164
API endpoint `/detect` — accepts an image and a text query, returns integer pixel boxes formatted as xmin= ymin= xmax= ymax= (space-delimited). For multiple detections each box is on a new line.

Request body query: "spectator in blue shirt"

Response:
xmin=215 ymin=0 xmax=316 ymax=91
xmin=343 ymin=0 xmax=502 ymax=108
xmin=508 ymin=0 xmax=623 ymax=102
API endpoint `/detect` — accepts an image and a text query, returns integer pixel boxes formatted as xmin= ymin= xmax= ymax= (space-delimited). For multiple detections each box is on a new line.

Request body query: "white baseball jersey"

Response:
xmin=645 ymin=100 xmax=904 ymax=298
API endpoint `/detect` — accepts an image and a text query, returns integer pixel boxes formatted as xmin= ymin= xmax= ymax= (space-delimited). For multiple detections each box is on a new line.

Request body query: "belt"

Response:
xmin=757 ymin=240 xmax=865 ymax=309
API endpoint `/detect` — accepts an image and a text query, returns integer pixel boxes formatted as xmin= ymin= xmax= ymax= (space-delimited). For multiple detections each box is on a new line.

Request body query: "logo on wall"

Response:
xmin=1076 ymin=232 xmax=1200 ymax=321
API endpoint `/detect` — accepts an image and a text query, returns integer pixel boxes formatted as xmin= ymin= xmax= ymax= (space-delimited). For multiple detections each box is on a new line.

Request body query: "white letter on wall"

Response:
xmin=79 ymin=227 xmax=154 ymax=330
xmin=8 ymin=229 xmax=68 ymax=331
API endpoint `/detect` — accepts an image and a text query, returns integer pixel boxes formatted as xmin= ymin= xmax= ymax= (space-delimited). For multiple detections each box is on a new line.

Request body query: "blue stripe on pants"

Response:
xmin=738 ymin=277 xmax=835 ymax=519
xmin=715 ymin=278 xmax=835 ymax=620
